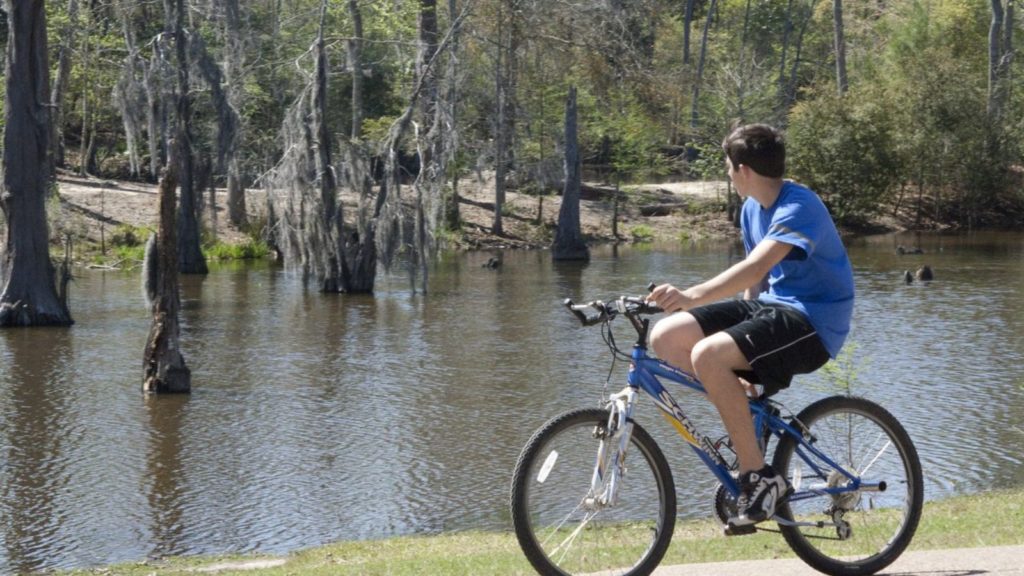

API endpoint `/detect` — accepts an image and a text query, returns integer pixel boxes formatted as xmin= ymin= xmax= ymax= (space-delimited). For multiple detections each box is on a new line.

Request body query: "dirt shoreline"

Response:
xmin=47 ymin=171 xmax=898 ymax=261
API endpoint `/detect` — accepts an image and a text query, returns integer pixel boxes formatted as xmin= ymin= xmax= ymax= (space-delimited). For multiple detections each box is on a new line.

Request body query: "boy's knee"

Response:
xmin=648 ymin=321 xmax=670 ymax=357
xmin=649 ymin=316 xmax=699 ymax=368
xmin=690 ymin=339 xmax=714 ymax=372
xmin=691 ymin=336 xmax=734 ymax=373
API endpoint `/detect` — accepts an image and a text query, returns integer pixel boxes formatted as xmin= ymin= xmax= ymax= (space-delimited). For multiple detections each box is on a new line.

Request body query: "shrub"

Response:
xmin=204 ymin=238 xmax=272 ymax=260
xmin=110 ymin=224 xmax=147 ymax=247
xmin=787 ymin=88 xmax=899 ymax=226
xmin=630 ymin=224 xmax=654 ymax=242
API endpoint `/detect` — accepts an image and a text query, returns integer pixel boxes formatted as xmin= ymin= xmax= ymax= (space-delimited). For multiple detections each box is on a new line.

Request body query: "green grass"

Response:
xmin=56 ymin=489 xmax=1024 ymax=576
xmin=629 ymin=224 xmax=655 ymax=242
xmin=204 ymin=238 xmax=272 ymax=260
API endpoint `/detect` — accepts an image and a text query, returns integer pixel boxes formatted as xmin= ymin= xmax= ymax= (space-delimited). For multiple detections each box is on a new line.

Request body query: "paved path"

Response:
xmin=654 ymin=544 xmax=1024 ymax=575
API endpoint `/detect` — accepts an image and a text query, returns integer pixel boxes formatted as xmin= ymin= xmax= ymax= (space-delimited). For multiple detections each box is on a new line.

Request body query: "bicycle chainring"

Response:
xmin=713 ymin=482 xmax=738 ymax=525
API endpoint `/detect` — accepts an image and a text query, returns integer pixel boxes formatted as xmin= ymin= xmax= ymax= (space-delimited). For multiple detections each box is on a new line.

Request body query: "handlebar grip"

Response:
xmin=644 ymin=303 xmax=665 ymax=315
xmin=564 ymin=298 xmax=607 ymax=326
xmin=563 ymin=298 xmax=591 ymax=325
xmin=647 ymin=281 xmax=657 ymax=293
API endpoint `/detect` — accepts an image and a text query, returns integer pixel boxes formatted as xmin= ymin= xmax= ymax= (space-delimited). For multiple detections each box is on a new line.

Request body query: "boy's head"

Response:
xmin=722 ymin=124 xmax=785 ymax=179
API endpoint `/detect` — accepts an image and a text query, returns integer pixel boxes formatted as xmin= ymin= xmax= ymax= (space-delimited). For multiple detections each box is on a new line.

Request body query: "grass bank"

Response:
xmin=61 ymin=489 xmax=1023 ymax=575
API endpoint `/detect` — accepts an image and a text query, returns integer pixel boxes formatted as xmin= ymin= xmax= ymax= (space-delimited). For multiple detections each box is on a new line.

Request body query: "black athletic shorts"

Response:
xmin=688 ymin=299 xmax=830 ymax=397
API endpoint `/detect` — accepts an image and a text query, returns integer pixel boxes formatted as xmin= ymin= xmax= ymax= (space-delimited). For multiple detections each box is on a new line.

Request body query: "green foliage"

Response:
xmin=629 ymin=224 xmax=655 ymax=243
xmin=818 ymin=342 xmax=862 ymax=395
xmin=787 ymin=87 xmax=900 ymax=225
xmin=111 ymin=243 xmax=146 ymax=264
xmin=583 ymin=89 xmax=673 ymax=181
xmin=110 ymin=224 xmax=146 ymax=248
xmin=204 ymin=238 xmax=272 ymax=261
xmin=23 ymin=0 xmax=1024 ymax=239
xmin=686 ymin=141 xmax=725 ymax=182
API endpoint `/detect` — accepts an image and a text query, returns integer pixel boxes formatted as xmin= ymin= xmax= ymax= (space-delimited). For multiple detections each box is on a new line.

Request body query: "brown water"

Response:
xmin=0 ymin=231 xmax=1022 ymax=572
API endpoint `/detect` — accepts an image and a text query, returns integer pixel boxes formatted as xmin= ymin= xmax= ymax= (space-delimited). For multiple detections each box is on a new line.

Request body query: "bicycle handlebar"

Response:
xmin=563 ymin=296 xmax=664 ymax=327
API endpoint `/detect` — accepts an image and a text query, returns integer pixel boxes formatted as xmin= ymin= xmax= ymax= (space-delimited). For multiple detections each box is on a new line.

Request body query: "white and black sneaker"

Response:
xmin=728 ymin=465 xmax=791 ymax=529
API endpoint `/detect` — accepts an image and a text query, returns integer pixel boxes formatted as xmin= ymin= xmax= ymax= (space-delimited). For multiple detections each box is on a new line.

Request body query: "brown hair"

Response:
xmin=722 ymin=124 xmax=785 ymax=179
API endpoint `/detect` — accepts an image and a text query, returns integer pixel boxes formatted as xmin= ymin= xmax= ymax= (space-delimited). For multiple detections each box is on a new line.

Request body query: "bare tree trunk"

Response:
xmin=50 ymin=0 xmax=79 ymax=172
xmin=777 ymin=0 xmax=795 ymax=112
xmin=143 ymin=151 xmax=191 ymax=393
xmin=411 ymin=0 xmax=439 ymax=293
xmin=1005 ymin=0 xmax=1014 ymax=105
xmin=682 ymin=0 xmax=695 ymax=65
xmin=78 ymin=14 xmax=92 ymax=176
xmin=441 ymin=0 xmax=462 ymax=231
xmin=417 ymin=0 xmax=439 ymax=122
xmin=171 ymin=0 xmax=207 ymax=275
xmin=223 ymin=0 xmax=247 ymax=227
xmin=492 ymin=3 xmax=507 ymax=236
xmin=344 ymin=0 xmax=376 ymax=279
xmin=784 ymin=2 xmax=812 ymax=114
xmin=144 ymin=48 xmax=165 ymax=181
xmin=491 ymin=0 xmax=520 ymax=236
xmin=190 ymin=32 xmax=240 ymax=231
xmin=348 ymin=0 xmax=365 ymax=140
xmin=312 ymin=0 xmax=343 ymax=292
xmin=552 ymin=86 xmax=588 ymax=261
xmin=737 ymin=0 xmax=753 ymax=118
xmin=690 ymin=0 xmax=716 ymax=128
xmin=833 ymin=0 xmax=848 ymax=95
xmin=988 ymin=0 xmax=1009 ymax=120
xmin=0 ymin=0 xmax=73 ymax=327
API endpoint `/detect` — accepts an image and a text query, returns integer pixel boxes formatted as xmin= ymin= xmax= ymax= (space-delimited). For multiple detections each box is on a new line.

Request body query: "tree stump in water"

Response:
xmin=142 ymin=157 xmax=191 ymax=394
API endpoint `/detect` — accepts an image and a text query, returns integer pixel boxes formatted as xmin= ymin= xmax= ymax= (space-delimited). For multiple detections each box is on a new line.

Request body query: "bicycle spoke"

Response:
xmin=774 ymin=397 xmax=922 ymax=576
xmin=511 ymin=409 xmax=675 ymax=576
xmin=550 ymin=509 xmax=600 ymax=565
xmin=538 ymin=498 xmax=588 ymax=549
xmin=858 ymin=438 xmax=892 ymax=478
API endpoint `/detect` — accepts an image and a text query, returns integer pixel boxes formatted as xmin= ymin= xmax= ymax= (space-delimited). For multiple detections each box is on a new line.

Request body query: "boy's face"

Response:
xmin=726 ymin=157 xmax=748 ymax=198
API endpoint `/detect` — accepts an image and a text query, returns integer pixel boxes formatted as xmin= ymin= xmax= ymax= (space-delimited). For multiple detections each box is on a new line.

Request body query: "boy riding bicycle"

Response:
xmin=646 ymin=123 xmax=855 ymax=530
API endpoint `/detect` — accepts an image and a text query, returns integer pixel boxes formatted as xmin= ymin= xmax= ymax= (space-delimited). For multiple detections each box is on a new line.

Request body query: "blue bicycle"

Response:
xmin=510 ymin=295 xmax=923 ymax=576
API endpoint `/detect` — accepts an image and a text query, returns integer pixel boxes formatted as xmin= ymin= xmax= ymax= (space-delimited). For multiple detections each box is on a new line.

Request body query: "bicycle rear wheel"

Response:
xmin=510 ymin=408 xmax=676 ymax=576
xmin=773 ymin=396 xmax=923 ymax=576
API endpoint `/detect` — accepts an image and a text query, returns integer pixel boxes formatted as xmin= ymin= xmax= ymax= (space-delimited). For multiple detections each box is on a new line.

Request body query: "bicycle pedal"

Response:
xmin=723 ymin=522 xmax=758 ymax=537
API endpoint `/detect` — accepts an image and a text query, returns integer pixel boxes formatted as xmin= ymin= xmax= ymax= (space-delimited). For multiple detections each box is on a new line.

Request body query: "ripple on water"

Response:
xmin=2 ymin=237 xmax=1024 ymax=572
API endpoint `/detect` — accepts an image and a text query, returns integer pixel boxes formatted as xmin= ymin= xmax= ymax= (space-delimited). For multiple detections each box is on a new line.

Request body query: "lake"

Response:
xmin=0 ymin=230 xmax=1022 ymax=573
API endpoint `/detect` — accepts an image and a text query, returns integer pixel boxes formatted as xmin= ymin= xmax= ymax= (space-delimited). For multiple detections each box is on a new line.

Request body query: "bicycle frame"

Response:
xmin=595 ymin=341 xmax=886 ymax=516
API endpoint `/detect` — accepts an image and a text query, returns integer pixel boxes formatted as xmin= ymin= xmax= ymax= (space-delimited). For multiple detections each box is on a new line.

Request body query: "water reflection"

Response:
xmin=144 ymin=395 xmax=189 ymax=558
xmin=0 ymin=232 xmax=1021 ymax=572
xmin=1 ymin=329 xmax=76 ymax=573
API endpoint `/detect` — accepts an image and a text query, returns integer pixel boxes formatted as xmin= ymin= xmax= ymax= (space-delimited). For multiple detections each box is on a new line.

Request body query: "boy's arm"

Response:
xmin=648 ymin=239 xmax=792 ymax=312
xmin=743 ymin=276 xmax=769 ymax=300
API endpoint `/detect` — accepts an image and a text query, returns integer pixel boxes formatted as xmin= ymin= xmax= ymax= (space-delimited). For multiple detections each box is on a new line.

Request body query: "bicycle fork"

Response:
xmin=586 ymin=387 xmax=638 ymax=509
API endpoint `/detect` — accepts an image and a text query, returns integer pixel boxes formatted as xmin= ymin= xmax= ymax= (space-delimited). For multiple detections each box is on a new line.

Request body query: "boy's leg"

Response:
xmin=691 ymin=332 xmax=764 ymax=473
xmin=650 ymin=305 xmax=766 ymax=473
xmin=648 ymin=312 xmax=704 ymax=373
xmin=693 ymin=333 xmax=789 ymax=527
xmin=653 ymin=312 xmax=788 ymax=527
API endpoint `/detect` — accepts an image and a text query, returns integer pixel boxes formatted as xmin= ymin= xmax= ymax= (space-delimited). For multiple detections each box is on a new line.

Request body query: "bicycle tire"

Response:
xmin=772 ymin=395 xmax=923 ymax=576
xmin=510 ymin=408 xmax=676 ymax=576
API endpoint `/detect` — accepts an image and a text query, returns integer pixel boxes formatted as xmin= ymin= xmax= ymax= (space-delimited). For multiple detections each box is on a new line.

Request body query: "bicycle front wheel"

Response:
xmin=773 ymin=396 xmax=923 ymax=576
xmin=510 ymin=408 xmax=676 ymax=576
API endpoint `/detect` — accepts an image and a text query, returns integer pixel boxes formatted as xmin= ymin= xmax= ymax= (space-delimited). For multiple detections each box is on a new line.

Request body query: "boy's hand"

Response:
xmin=646 ymin=283 xmax=692 ymax=313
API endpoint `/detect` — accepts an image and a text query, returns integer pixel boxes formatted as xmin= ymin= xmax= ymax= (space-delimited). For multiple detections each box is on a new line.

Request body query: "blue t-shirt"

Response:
xmin=740 ymin=181 xmax=854 ymax=358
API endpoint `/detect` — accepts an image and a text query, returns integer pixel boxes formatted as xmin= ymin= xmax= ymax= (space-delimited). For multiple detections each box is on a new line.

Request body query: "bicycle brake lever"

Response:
xmin=564 ymin=298 xmax=602 ymax=326
xmin=641 ymin=284 xmax=665 ymax=315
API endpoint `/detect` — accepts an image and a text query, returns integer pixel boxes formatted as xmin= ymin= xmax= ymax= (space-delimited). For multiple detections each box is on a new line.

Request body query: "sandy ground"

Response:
xmin=49 ymin=170 xmax=736 ymax=259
